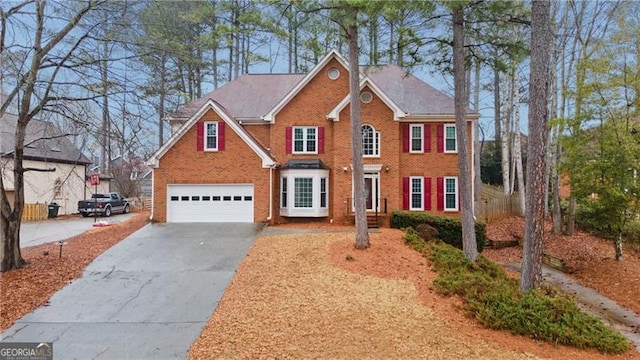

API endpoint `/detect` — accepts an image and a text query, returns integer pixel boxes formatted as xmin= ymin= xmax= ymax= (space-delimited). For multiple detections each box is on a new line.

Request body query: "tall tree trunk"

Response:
xmin=233 ymin=2 xmax=240 ymax=80
xmin=549 ymin=58 xmax=562 ymax=232
xmin=293 ymin=12 xmax=298 ymax=72
xmin=501 ymin=72 xmax=511 ymax=195
xmin=473 ymin=60 xmax=482 ymax=202
xmin=511 ymin=68 xmax=526 ymax=214
xmin=550 ymin=125 xmax=563 ymax=234
xmin=493 ymin=57 xmax=501 ymax=149
xmin=453 ymin=5 xmax=477 ymax=261
xmin=346 ymin=17 xmax=369 ymax=250
xmin=100 ymin=32 xmax=111 ymax=172
xmin=388 ymin=21 xmax=394 ymax=64
xmin=565 ymin=197 xmax=576 ymax=235
xmin=1 ymin=161 xmax=25 ymax=271
xmin=287 ymin=7 xmax=293 ymax=73
xmin=213 ymin=40 xmax=219 ymax=89
xmin=615 ymin=232 xmax=623 ymax=261
xmin=521 ymin=0 xmax=551 ymax=293
xmin=227 ymin=27 xmax=233 ymax=82
xmin=158 ymin=57 xmax=166 ymax=147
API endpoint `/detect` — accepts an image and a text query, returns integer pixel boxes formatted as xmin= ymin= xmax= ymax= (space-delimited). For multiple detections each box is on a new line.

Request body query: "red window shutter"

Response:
xmin=218 ymin=122 xmax=225 ymax=151
xmin=318 ymin=126 xmax=325 ymax=154
xmin=196 ymin=122 xmax=204 ymax=151
xmin=437 ymin=177 xmax=444 ymax=211
xmin=285 ymin=127 xmax=292 ymax=154
xmin=424 ymin=125 xmax=431 ymax=153
xmin=437 ymin=124 xmax=444 ymax=153
xmin=402 ymin=124 xmax=409 ymax=153
xmin=424 ymin=177 xmax=432 ymax=210
xmin=402 ymin=177 xmax=409 ymax=210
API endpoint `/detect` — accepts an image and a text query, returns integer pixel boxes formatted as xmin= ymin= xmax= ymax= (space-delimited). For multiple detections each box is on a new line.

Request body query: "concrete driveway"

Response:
xmin=20 ymin=213 xmax=136 ymax=248
xmin=1 ymin=222 xmax=262 ymax=359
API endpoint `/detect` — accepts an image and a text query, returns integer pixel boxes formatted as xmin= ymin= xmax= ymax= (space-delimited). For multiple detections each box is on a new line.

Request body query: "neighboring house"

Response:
xmin=1 ymin=114 xmax=92 ymax=215
xmin=109 ymin=155 xmax=152 ymax=198
xmin=148 ymin=51 xmax=479 ymax=225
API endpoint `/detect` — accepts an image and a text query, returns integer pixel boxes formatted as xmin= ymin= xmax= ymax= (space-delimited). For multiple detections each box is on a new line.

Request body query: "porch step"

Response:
xmin=367 ymin=216 xmax=380 ymax=229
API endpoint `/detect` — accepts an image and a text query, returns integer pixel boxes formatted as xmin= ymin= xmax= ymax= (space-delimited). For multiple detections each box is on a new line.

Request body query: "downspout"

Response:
xmin=267 ymin=165 xmax=274 ymax=221
xmin=470 ymin=119 xmax=475 ymax=217
xmin=149 ymin=169 xmax=154 ymax=221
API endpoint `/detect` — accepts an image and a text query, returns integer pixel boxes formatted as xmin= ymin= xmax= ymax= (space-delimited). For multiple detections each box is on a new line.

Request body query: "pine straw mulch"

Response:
xmin=0 ymin=212 xmax=149 ymax=331
xmin=483 ymin=217 xmax=640 ymax=317
xmin=189 ymin=228 xmax=639 ymax=360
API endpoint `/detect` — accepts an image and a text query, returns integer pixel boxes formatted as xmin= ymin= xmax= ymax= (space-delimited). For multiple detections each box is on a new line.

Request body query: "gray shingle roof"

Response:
xmin=168 ymin=63 xmax=466 ymax=121
xmin=168 ymin=73 xmax=305 ymax=120
xmin=281 ymin=159 xmax=330 ymax=170
xmin=362 ymin=64 xmax=460 ymax=115
xmin=1 ymin=113 xmax=91 ymax=165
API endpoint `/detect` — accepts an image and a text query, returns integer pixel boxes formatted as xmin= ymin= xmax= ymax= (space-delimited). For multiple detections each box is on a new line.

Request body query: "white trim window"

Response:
xmin=410 ymin=176 xmax=423 ymax=210
xmin=410 ymin=124 xmax=423 ymax=153
xmin=444 ymin=124 xmax=457 ymax=153
xmin=294 ymin=178 xmax=313 ymax=208
xmin=362 ymin=124 xmax=380 ymax=157
xmin=293 ymin=126 xmax=317 ymax=154
xmin=281 ymin=177 xmax=288 ymax=208
xmin=320 ymin=178 xmax=327 ymax=208
xmin=280 ymin=169 xmax=329 ymax=217
xmin=444 ymin=176 xmax=458 ymax=211
xmin=205 ymin=121 xmax=218 ymax=151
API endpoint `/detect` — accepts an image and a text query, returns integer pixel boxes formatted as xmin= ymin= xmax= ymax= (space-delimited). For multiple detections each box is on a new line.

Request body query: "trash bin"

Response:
xmin=48 ymin=202 xmax=60 ymax=218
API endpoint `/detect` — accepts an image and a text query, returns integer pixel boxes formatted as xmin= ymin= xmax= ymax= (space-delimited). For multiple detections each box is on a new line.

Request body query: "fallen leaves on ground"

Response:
xmin=190 ymin=228 xmax=638 ymax=359
xmin=0 ymin=212 xmax=149 ymax=331
xmin=484 ymin=217 xmax=640 ymax=317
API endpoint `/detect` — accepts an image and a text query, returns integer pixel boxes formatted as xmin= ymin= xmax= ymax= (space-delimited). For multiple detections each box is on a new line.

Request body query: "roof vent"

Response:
xmin=360 ymin=91 xmax=373 ymax=103
xmin=328 ymin=67 xmax=340 ymax=80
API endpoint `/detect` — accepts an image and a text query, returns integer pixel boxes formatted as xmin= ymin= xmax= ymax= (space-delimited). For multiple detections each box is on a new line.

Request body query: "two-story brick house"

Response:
xmin=147 ymin=51 xmax=478 ymax=225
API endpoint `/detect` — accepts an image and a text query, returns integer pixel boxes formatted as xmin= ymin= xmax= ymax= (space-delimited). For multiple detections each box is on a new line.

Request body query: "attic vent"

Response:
xmin=327 ymin=67 xmax=340 ymax=80
xmin=360 ymin=91 xmax=373 ymax=103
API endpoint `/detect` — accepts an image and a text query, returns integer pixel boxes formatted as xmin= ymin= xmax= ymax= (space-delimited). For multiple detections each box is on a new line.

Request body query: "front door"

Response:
xmin=364 ymin=173 xmax=379 ymax=212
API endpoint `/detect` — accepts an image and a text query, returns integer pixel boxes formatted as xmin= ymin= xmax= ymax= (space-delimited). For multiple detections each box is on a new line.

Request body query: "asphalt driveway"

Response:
xmin=1 ymin=222 xmax=262 ymax=359
xmin=20 ymin=213 xmax=136 ymax=248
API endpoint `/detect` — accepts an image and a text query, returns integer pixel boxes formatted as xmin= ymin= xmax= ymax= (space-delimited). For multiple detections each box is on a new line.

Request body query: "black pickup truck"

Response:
xmin=78 ymin=192 xmax=130 ymax=217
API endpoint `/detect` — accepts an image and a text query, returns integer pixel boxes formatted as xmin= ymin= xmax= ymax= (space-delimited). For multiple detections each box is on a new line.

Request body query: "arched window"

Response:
xmin=362 ymin=124 xmax=380 ymax=157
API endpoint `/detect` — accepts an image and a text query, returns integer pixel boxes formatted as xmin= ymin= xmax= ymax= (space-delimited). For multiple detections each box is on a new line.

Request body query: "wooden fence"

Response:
xmin=475 ymin=184 xmax=523 ymax=223
xmin=22 ymin=203 xmax=48 ymax=221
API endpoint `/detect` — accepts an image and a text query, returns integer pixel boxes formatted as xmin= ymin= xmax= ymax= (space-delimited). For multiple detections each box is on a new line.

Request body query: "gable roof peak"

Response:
xmin=262 ymin=50 xmax=350 ymax=123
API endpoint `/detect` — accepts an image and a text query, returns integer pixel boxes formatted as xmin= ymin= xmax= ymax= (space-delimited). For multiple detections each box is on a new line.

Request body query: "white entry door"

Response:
xmin=167 ymin=184 xmax=254 ymax=223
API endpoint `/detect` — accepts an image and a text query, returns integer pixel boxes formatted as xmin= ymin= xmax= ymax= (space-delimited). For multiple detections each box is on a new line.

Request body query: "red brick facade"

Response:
xmin=152 ymin=109 xmax=270 ymax=222
xmin=151 ymin=54 xmax=475 ymax=225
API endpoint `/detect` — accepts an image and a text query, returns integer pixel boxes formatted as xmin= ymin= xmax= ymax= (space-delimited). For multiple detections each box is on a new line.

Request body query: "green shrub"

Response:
xmin=622 ymin=220 xmax=640 ymax=245
xmin=409 ymin=239 xmax=629 ymax=354
xmin=391 ymin=211 xmax=486 ymax=252
xmin=402 ymin=227 xmax=427 ymax=251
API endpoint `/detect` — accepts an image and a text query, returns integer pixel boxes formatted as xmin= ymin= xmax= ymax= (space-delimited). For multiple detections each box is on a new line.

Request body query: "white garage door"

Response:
xmin=167 ymin=184 xmax=254 ymax=223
